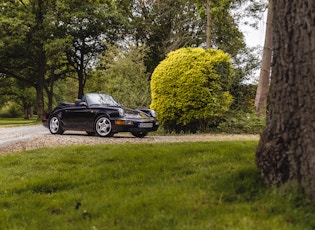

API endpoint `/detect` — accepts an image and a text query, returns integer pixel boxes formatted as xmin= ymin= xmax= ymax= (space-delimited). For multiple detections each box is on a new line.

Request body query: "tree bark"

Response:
xmin=256 ymin=0 xmax=315 ymax=197
xmin=77 ymin=41 xmax=86 ymax=99
xmin=36 ymin=74 xmax=45 ymax=121
xmin=206 ymin=0 xmax=211 ymax=48
xmin=45 ymin=76 xmax=54 ymax=114
xmin=254 ymin=0 xmax=273 ymax=114
xmin=34 ymin=0 xmax=46 ymax=121
xmin=77 ymin=67 xmax=85 ymax=99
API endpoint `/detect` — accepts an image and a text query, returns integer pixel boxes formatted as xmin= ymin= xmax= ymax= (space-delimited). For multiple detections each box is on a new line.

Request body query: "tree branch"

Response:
xmin=0 ymin=67 xmax=35 ymax=87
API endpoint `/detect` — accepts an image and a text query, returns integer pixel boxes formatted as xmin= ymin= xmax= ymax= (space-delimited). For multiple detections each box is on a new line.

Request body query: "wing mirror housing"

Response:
xmin=79 ymin=102 xmax=87 ymax=107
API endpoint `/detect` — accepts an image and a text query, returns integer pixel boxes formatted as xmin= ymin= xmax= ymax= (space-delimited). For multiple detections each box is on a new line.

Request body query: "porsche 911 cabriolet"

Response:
xmin=43 ymin=93 xmax=159 ymax=138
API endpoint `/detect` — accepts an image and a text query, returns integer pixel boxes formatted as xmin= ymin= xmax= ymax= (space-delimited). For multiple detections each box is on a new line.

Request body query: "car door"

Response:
xmin=62 ymin=105 xmax=95 ymax=130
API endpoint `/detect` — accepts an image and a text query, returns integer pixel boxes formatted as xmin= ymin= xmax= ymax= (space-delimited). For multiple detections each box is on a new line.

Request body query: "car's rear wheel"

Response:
xmin=131 ymin=131 xmax=147 ymax=138
xmin=49 ymin=116 xmax=64 ymax=135
xmin=95 ymin=116 xmax=114 ymax=137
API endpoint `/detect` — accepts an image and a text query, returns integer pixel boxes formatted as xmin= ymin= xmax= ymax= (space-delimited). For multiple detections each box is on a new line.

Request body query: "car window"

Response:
xmin=85 ymin=94 xmax=120 ymax=106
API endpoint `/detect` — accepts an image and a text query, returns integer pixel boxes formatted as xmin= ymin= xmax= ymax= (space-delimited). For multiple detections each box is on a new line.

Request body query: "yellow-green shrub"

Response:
xmin=150 ymin=47 xmax=233 ymax=132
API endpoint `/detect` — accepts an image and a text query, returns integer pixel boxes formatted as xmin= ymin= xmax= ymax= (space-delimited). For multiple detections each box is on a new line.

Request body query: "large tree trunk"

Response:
xmin=206 ymin=0 xmax=211 ymax=48
xmin=77 ymin=45 xmax=86 ymax=99
xmin=45 ymin=67 xmax=56 ymax=113
xmin=254 ymin=0 xmax=273 ymax=114
xmin=256 ymin=0 xmax=315 ymax=197
xmin=34 ymin=0 xmax=46 ymax=121
xmin=35 ymin=44 xmax=46 ymax=121
xmin=36 ymin=76 xmax=45 ymax=121
xmin=77 ymin=69 xmax=85 ymax=99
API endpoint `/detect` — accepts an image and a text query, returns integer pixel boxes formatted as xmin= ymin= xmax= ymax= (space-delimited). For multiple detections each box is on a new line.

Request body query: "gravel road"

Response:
xmin=0 ymin=125 xmax=48 ymax=147
xmin=0 ymin=125 xmax=259 ymax=154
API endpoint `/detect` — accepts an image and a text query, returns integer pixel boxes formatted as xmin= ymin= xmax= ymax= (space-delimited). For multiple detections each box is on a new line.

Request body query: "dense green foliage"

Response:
xmin=0 ymin=141 xmax=314 ymax=229
xmin=0 ymin=0 xmax=124 ymax=117
xmin=53 ymin=0 xmax=125 ymax=99
xmin=0 ymin=0 xmax=49 ymax=119
xmin=151 ymin=47 xmax=233 ymax=132
xmin=125 ymin=0 xmax=206 ymax=73
xmin=218 ymin=112 xmax=266 ymax=134
xmin=0 ymin=0 xmax=262 ymax=120
xmin=0 ymin=102 xmax=23 ymax=118
xmin=87 ymin=45 xmax=151 ymax=108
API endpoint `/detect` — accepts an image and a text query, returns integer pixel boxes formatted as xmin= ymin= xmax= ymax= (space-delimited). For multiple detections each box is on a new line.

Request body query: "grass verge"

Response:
xmin=0 ymin=141 xmax=314 ymax=229
xmin=0 ymin=118 xmax=40 ymax=127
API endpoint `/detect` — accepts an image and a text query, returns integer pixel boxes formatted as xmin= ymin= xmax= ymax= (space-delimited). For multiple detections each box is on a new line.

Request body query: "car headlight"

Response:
xmin=150 ymin=110 xmax=156 ymax=118
xmin=118 ymin=108 xmax=125 ymax=117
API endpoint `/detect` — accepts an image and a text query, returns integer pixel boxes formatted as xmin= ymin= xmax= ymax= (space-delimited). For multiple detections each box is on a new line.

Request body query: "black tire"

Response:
xmin=95 ymin=116 xmax=114 ymax=137
xmin=131 ymin=131 xmax=147 ymax=138
xmin=49 ymin=116 xmax=64 ymax=135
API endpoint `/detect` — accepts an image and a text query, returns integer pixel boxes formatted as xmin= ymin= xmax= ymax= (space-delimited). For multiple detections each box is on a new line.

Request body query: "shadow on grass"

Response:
xmin=214 ymin=166 xmax=266 ymax=203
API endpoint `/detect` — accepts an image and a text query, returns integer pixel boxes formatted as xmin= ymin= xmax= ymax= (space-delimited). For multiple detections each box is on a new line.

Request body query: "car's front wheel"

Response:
xmin=131 ymin=131 xmax=147 ymax=138
xmin=95 ymin=116 xmax=114 ymax=137
xmin=49 ymin=116 xmax=64 ymax=135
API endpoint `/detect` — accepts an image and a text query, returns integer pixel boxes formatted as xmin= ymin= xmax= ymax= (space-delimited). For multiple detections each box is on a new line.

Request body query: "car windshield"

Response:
xmin=84 ymin=93 xmax=120 ymax=106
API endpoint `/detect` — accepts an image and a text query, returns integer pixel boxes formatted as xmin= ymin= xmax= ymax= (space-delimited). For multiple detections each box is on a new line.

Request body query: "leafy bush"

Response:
xmin=230 ymin=83 xmax=257 ymax=113
xmin=218 ymin=112 xmax=266 ymax=134
xmin=0 ymin=102 xmax=23 ymax=118
xmin=150 ymin=47 xmax=233 ymax=132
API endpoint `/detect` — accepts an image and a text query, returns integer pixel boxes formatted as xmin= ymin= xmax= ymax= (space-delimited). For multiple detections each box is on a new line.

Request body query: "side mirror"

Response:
xmin=79 ymin=102 xmax=87 ymax=107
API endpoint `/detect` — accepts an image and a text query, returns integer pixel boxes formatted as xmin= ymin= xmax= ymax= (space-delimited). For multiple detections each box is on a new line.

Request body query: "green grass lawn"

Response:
xmin=0 ymin=117 xmax=40 ymax=127
xmin=0 ymin=141 xmax=314 ymax=229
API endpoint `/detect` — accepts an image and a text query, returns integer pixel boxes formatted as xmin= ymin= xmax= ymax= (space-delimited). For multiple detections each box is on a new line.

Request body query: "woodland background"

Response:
xmin=0 ymin=0 xmax=267 ymax=133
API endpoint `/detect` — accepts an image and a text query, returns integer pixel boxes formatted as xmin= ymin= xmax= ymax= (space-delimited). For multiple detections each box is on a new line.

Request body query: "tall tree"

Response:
xmin=0 ymin=0 xmax=49 ymax=120
xmin=126 ymin=0 xmax=252 ymax=74
xmin=254 ymin=0 xmax=273 ymax=114
xmin=196 ymin=0 xmax=249 ymax=56
xmin=256 ymin=0 xmax=315 ymax=197
xmin=127 ymin=0 xmax=205 ymax=74
xmin=56 ymin=0 xmax=124 ymax=99
xmin=206 ymin=0 xmax=211 ymax=48
xmin=196 ymin=0 xmax=265 ymax=112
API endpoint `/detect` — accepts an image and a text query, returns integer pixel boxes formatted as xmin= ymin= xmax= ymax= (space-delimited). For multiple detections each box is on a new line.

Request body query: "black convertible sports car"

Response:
xmin=43 ymin=93 xmax=159 ymax=138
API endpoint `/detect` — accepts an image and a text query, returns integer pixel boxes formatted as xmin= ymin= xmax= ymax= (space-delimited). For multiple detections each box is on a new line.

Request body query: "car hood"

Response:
xmin=90 ymin=105 xmax=151 ymax=119
xmin=124 ymin=108 xmax=150 ymax=119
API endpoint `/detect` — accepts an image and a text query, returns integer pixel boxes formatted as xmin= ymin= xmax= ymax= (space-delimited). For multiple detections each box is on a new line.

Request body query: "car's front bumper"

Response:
xmin=112 ymin=119 xmax=159 ymax=133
